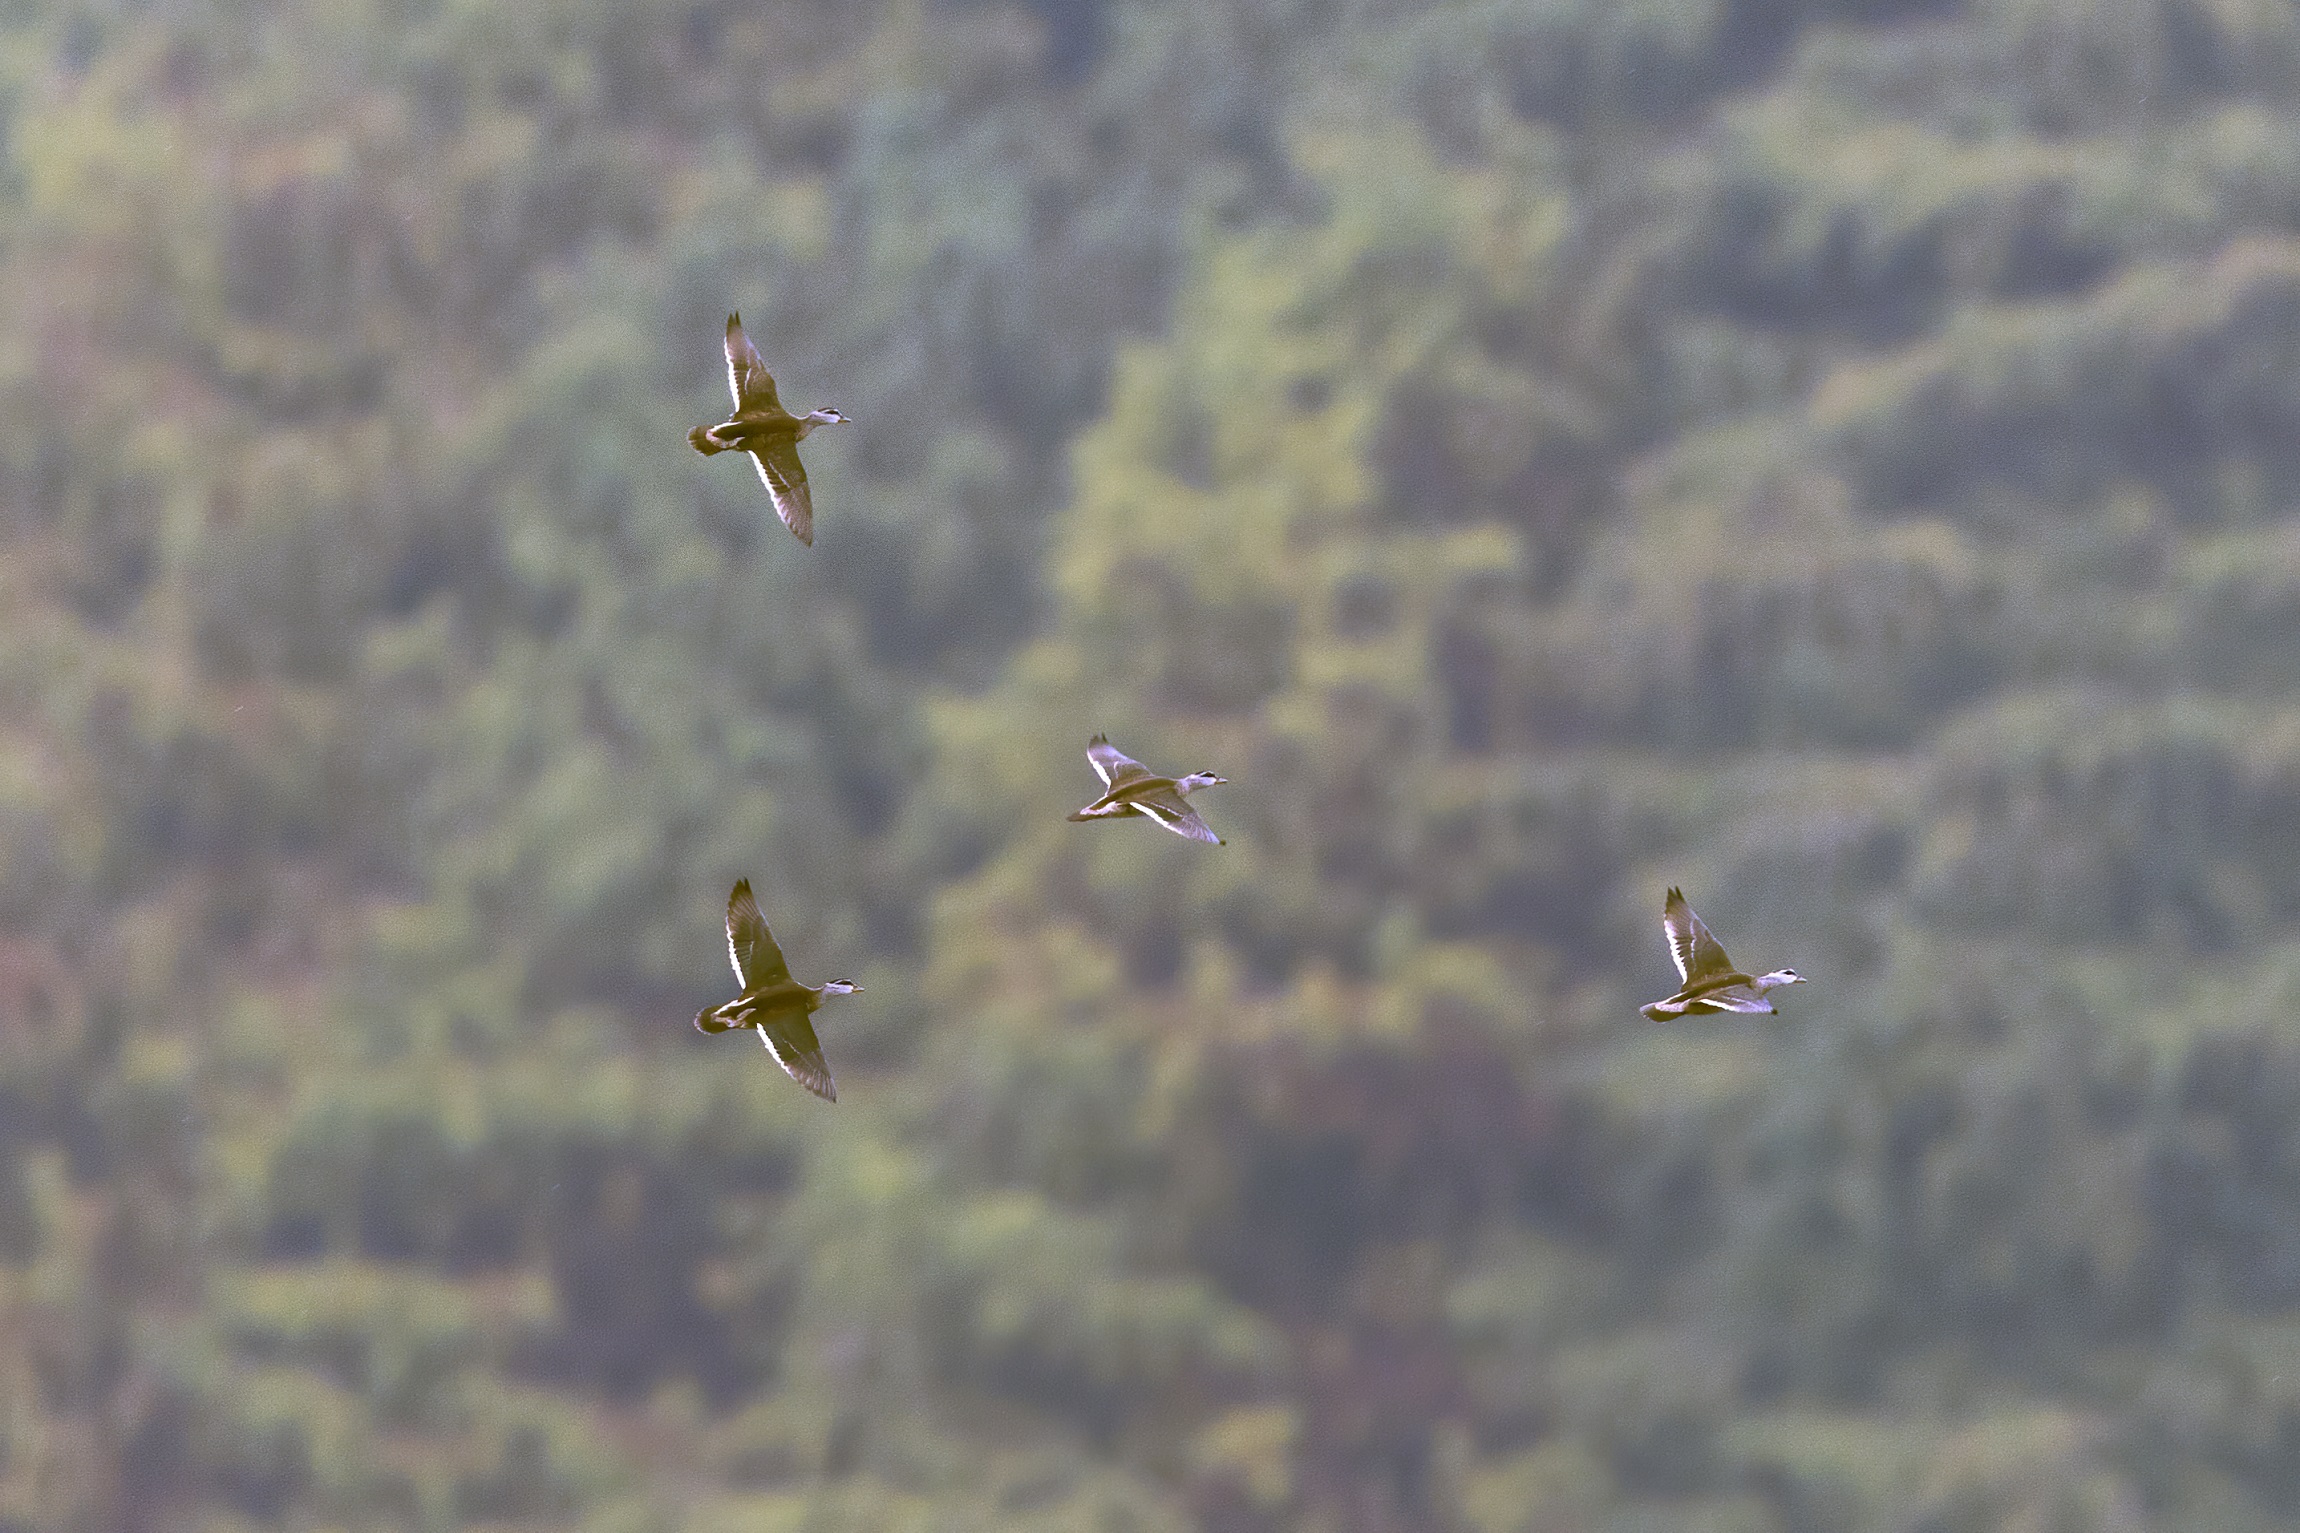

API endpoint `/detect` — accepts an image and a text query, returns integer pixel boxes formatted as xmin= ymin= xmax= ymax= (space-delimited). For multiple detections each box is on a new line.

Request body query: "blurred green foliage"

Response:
xmin=7 ymin=0 xmax=2300 ymax=1528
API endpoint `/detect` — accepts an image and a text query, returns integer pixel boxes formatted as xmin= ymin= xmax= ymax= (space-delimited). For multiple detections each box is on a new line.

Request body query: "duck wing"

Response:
xmin=1692 ymin=986 xmax=1776 ymax=1014
xmin=758 ymin=1007 xmax=837 ymax=1101
xmin=1135 ymin=786 xmax=1223 ymax=845
xmin=723 ymin=313 xmax=783 ymax=413
xmin=1087 ymin=734 xmax=1152 ymax=788
xmin=725 ymin=879 xmax=793 ymax=990
xmin=1663 ymin=887 xmax=1734 ymax=983
xmin=751 ymin=441 xmax=815 ymax=545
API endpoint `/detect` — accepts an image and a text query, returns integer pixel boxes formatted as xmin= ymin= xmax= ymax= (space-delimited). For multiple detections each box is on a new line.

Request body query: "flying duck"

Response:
xmin=1640 ymin=886 xmax=1803 ymax=1021
xmin=696 ymin=878 xmax=858 ymax=1101
xmin=689 ymin=313 xmax=847 ymax=545
xmin=1067 ymin=734 xmax=1227 ymax=845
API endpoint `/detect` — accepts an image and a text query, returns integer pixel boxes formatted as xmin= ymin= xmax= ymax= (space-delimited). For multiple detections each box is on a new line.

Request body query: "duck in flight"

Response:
xmin=689 ymin=313 xmax=847 ymax=546
xmin=696 ymin=878 xmax=858 ymax=1101
xmin=1067 ymin=734 xmax=1227 ymax=845
xmin=1640 ymin=886 xmax=1803 ymax=1021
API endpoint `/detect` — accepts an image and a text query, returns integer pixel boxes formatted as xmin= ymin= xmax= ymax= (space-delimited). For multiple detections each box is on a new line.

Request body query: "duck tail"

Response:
xmin=690 ymin=424 xmax=729 ymax=456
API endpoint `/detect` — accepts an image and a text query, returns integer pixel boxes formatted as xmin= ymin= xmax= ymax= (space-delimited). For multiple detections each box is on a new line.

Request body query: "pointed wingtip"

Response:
xmin=730 ymin=876 xmax=751 ymax=900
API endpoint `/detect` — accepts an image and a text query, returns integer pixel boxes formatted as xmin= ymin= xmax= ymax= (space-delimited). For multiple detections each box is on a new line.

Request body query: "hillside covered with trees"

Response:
xmin=7 ymin=0 xmax=2300 ymax=1527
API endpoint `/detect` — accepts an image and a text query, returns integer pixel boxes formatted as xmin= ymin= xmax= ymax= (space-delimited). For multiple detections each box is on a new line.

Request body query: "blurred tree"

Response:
xmin=22 ymin=0 xmax=2300 ymax=1526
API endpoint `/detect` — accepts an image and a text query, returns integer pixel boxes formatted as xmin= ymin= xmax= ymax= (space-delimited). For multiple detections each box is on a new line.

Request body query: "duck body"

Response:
xmin=1640 ymin=886 xmax=1802 ymax=1021
xmin=689 ymin=413 xmax=811 ymax=457
xmin=1067 ymin=734 xmax=1227 ymax=845
xmin=690 ymin=313 xmax=847 ymax=546
xmin=698 ymin=975 xmax=830 ymax=1029
xmin=696 ymin=878 xmax=858 ymax=1101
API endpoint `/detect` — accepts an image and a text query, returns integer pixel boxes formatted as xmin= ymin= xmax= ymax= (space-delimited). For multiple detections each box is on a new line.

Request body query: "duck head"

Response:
xmin=798 ymin=407 xmax=850 ymax=438
xmin=1756 ymin=968 xmax=1804 ymax=989
xmin=1177 ymin=771 xmax=1227 ymax=794
xmin=820 ymin=979 xmax=863 ymax=997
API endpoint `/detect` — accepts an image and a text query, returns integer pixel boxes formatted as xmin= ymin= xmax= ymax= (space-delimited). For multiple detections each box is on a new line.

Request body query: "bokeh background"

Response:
xmin=8 ymin=0 xmax=2300 ymax=1527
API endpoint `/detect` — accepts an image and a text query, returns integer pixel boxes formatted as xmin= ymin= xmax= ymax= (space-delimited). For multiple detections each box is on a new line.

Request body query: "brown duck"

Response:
xmin=696 ymin=879 xmax=858 ymax=1101
xmin=1066 ymin=734 xmax=1227 ymax=845
xmin=689 ymin=313 xmax=847 ymax=545
xmin=1640 ymin=887 xmax=1803 ymax=1021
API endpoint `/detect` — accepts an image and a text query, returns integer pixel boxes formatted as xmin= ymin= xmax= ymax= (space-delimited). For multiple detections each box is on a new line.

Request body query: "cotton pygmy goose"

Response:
xmin=696 ymin=879 xmax=858 ymax=1101
xmin=1066 ymin=734 xmax=1228 ymax=845
xmin=689 ymin=313 xmax=848 ymax=546
xmin=1639 ymin=886 xmax=1803 ymax=1021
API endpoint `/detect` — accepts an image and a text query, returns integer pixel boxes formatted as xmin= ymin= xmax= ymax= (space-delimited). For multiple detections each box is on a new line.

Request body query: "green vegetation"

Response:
xmin=8 ymin=0 xmax=2300 ymax=1527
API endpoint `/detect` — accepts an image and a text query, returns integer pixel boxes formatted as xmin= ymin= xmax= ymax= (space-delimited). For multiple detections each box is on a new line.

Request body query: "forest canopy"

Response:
xmin=3 ymin=0 xmax=2300 ymax=1528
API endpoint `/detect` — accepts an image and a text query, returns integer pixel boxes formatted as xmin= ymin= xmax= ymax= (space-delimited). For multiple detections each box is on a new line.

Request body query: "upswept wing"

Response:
xmin=759 ymin=1008 xmax=837 ymax=1101
xmin=752 ymin=443 xmax=815 ymax=545
xmin=1663 ymin=887 xmax=1733 ymax=983
xmin=725 ymin=879 xmax=793 ymax=990
xmin=1135 ymin=787 xmax=1223 ymax=845
xmin=1087 ymin=734 xmax=1150 ymax=788
xmin=723 ymin=314 xmax=783 ymax=413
